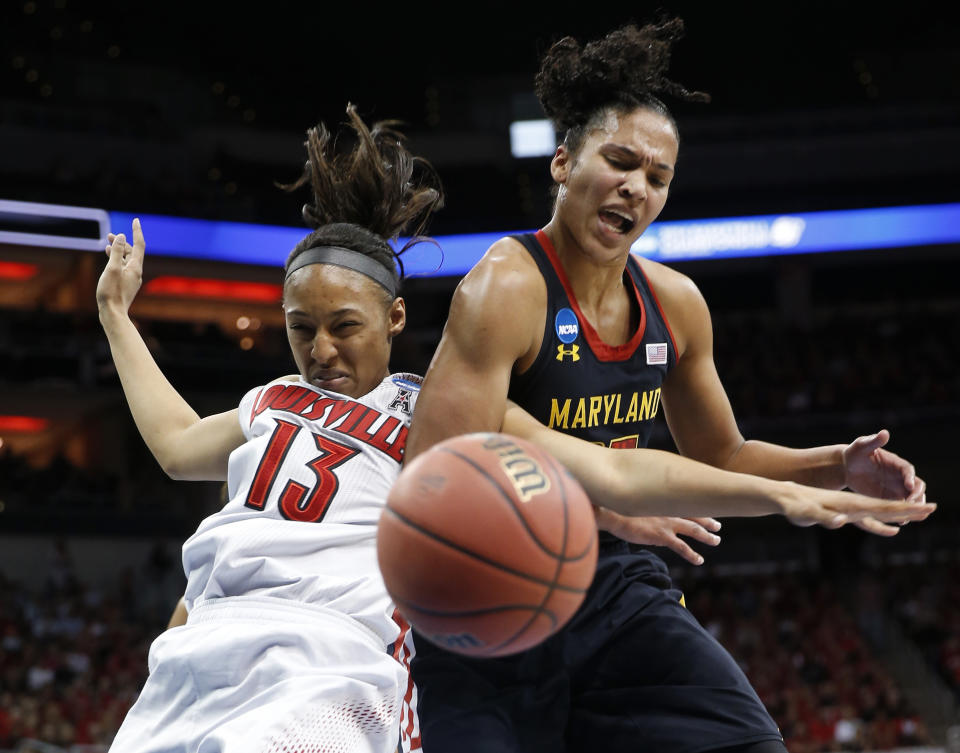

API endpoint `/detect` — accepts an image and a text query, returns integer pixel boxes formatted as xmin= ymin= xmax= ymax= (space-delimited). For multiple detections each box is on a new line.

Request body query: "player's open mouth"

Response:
xmin=599 ymin=209 xmax=636 ymax=234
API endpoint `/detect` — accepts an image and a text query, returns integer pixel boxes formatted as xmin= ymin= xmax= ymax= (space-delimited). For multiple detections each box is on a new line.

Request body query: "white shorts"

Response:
xmin=109 ymin=596 xmax=412 ymax=753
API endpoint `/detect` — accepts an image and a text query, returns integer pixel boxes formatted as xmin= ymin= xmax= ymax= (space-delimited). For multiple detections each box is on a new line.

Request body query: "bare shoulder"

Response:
xmin=453 ymin=236 xmax=545 ymax=313
xmin=443 ymin=236 xmax=547 ymax=364
xmin=636 ymin=257 xmax=702 ymax=304
xmin=635 ymin=257 xmax=711 ymax=355
xmin=463 ymin=237 xmax=542 ymax=287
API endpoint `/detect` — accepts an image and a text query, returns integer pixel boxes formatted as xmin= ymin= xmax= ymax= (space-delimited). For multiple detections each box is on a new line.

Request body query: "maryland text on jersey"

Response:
xmin=250 ymin=383 xmax=408 ymax=462
xmin=548 ymin=387 xmax=662 ymax=431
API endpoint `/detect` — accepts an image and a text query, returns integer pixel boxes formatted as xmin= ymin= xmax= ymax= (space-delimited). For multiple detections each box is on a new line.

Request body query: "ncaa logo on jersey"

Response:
xmin=555 ymin=308 xmax=579 ymax=344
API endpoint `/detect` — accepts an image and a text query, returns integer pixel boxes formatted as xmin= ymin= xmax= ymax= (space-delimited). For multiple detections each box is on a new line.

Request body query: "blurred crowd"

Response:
xmin=0 ymin=541 xmax=183 ymax=752
xmin=2 ymin=541 xmax=955 ymax=752
xmin=713 ymin=306 xmax=959 ymax=423
xmin=878 ymin=562 xmax=960 ymax=699
xmin=679 ymin=571 xmax=934 ymax=752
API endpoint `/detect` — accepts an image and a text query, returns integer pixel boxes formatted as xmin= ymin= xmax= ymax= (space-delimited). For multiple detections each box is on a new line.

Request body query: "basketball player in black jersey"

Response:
xmin=406 ymin=18 xmax=929 ymax=753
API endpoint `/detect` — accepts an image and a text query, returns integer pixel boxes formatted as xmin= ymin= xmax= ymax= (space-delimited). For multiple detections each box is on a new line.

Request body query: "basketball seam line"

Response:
xmin=381 ymin=506 xmax=590 ymax=594
xmin=390 ymin=594 xmax=559 ymax=627
xmin=437 ymin=446 xmax=594 ymax=561
xmin=490 ymin=453 xmax=572 ymax=652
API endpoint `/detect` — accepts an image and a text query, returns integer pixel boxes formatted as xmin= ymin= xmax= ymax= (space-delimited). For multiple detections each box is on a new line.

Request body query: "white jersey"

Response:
xmin=110 ymin=373 xmax=425 ymax=753
xmin=183 ymin=372 xmax=422 ymax=646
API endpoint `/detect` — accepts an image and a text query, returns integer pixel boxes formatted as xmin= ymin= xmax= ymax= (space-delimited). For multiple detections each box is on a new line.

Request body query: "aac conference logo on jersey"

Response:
xmin=555 ymin=308 xmax=580 ymax=362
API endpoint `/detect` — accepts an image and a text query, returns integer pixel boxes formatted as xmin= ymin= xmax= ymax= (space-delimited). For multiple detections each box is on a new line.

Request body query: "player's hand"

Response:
xmin=779 ymin=483 xmax=935 ymax=536
xmin=842 ymin=429 xmax=926 ymax=502
xmin=842 ymin=430 xmax=928 ymax=533
xmin=96 ymin=217 xmax=146 ymax=318
xmin=594 ymin=507 xmax=721 ymax=565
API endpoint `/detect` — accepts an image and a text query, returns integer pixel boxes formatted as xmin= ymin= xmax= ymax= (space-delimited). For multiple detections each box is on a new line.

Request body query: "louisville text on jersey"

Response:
xmin=250 ymin=383 xmax=407 ymax=463
xmin=548 ymin=387 xmax=661 ymax=430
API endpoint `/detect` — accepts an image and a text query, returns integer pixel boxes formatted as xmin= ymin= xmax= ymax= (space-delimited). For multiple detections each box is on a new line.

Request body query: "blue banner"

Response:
xmin=88 ymin=201 xmax=960 ymax=277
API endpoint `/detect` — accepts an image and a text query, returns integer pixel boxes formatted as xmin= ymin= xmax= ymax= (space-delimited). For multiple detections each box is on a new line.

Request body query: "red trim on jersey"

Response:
xmin=391 ymin=608 xmax=422 ymax=750
xmin=249 ymin=386 xmax=266 ymax=427
xmin=632 ymin=257 xmax=679 ymax=360
xmin=534 ymin=229 xmax=646 ymax=362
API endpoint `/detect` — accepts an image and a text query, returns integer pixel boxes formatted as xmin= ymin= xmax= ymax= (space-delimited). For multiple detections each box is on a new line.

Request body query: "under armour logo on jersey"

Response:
xmin=388 ymin=388 xmax=413 ymax=414
xmin=556 ymin=344 xmax=580 ymax=362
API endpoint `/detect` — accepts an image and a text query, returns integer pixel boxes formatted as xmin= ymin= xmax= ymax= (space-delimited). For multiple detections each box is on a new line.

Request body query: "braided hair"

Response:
xmin=278 ymin=104 xmax=444 ymax=302
xmin=535 ymin=17 xmax=710 ymax=155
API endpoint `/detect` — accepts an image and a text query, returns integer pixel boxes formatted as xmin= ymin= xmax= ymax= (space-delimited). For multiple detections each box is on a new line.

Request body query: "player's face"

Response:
xmin=550 ymin=107 xmax=678 ymax=261
xmin=283 ymin=264 xmax=405 ymax=398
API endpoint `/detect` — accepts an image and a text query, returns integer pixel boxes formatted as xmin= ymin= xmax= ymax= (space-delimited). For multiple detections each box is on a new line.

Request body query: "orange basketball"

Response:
xmin=377 ymin=432 xmax=598 ymax=658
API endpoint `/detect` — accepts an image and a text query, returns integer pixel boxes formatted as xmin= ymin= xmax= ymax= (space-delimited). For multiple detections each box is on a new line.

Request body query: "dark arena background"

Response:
xmin=1 ymin=2 xmax=958 ymax=751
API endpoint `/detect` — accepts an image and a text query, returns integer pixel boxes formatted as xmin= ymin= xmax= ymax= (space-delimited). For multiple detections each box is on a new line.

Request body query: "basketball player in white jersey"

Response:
xmin=96 ymin=104 xmax=933 ymax=753
xmin=97 ymin=106 xmax=441 ymax=753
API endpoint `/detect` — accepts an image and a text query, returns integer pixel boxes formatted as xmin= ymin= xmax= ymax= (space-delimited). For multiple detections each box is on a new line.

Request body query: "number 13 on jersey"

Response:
xmin=244 ymin=419 xmax=360 ymax=522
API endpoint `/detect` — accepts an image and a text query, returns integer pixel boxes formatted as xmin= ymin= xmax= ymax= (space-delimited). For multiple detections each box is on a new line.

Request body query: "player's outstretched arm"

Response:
xmin=502 ymin=401 xmax=935 ymax=533
xmin=646 ymin=262 xmax=928 ymax=533
xmin=97 ymin=219 xmax=244 ymax=481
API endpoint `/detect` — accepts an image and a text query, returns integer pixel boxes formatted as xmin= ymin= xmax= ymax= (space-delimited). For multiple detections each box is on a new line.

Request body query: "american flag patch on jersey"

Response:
xmin=646 ymin=343 xmax=668 ymax=365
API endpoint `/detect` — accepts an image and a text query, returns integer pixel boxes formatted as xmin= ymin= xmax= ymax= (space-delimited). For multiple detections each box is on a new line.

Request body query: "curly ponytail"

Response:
xmin=535 ymin=17 xmax=710 ymax=153
xmin=278 ymin=104 xmax=444 ymax=297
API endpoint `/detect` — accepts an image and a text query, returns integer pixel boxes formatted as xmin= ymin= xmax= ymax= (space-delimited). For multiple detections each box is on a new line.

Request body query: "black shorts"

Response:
xmin=410 ymin=540 xmax=783 ymax=753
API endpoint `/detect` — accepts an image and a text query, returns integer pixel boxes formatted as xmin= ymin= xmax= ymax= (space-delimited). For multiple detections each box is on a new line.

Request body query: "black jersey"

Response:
xmin=414 ymin=232 xmax=784 ymax=753
xmin=508 ymin=230 xmax=677 ymax=450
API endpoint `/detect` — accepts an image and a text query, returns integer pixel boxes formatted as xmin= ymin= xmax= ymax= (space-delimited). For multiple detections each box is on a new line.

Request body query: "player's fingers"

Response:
xmin=903 ymin=461 xmax=916 ymax=492
xmin=905 ymin=475 xmax=925 ymax=504
xmin=120 ymin=223 xmax=144 ymax=276
xmin=678 ymin=520 xmax=721 ymax=547
xmin=840 ymin=497 xmax=935 ymax=522
xmin=877 ymin=449 xmax=917 ymax=492
xmin=689 ymin=517 xmax=721 ymax=532
xmin=853 ymin=516 xmax=900 ymax=537
xmin=132 ymin=217 xmax=146 ymax=254
xmin=805 ymin=507 xmax=847 ymax=529
xmin=666 ymin=536 xmax=705 ymax=566
xmin=104 ymin=235 xmax=126 ymax=268
xmin=855 ymin=429 xmax=889 ymax=455
xmin=113 ymin=232 xmax=127 ymax=258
